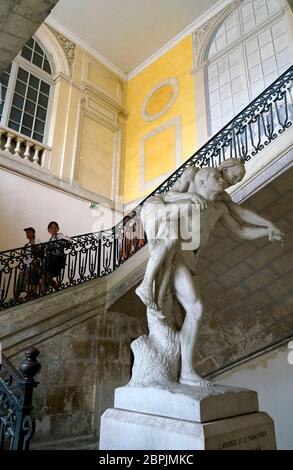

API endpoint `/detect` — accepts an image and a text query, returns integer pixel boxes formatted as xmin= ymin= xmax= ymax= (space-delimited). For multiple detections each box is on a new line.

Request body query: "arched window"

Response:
xmin=206 ymin=0 xmax=293 ymax=135
xmin=0 ymin=37 xmax=54 ymax=144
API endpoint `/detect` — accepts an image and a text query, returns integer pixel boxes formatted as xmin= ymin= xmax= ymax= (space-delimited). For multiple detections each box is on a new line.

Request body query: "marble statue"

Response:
xmin=136 ymin=159 xmax=283 ymax=312
xmin=131 ymin=159 xmax=284 ymax=388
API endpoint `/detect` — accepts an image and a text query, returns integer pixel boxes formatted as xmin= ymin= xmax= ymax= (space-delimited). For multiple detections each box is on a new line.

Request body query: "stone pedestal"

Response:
xmin=99 ymin=384 xmax=276 ymax=450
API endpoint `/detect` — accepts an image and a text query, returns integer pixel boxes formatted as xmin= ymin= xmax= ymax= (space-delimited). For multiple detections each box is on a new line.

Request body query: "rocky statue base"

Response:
xmin=99 ymin=384 xmax=276 ymax=450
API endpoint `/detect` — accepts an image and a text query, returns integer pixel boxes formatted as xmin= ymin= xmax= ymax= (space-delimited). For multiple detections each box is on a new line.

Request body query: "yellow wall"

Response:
xmin=144 ymin=125 xmax=176 ymax=182
xmin=77 ymin=115 xmax=115 ymax=198
xmin=48 ymin=34 xmax=127 ymax=203
xmin=123 ymin=35 xmax=196 ymax=203
xmin=18 ymin=28 xmax=196 ymax=207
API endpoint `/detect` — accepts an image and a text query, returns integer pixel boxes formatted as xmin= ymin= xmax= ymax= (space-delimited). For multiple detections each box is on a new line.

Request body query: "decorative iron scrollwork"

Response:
xmin=0 ymin=348 xmax=41 ymax=450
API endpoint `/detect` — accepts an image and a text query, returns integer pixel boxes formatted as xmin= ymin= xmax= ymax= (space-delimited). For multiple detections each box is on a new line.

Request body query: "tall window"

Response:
xmin=0 ymin=37 xmax=53 ymax=143
xmin=206 ymin=0 xmax=293 ymax=135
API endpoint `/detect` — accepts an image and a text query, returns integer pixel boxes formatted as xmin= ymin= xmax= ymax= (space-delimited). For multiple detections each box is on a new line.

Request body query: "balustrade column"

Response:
xmin=4 ymin=133 xmax=14 ymax=153
xmin=23 ymin=142 xmax=32 ymax=161
xmin=14 ymin=137 xmax=24 ymax=158
xmin=33 ymin=146 xmax=42 ymax=164
xmin=0 ymin=129 xmax=5 ymax=145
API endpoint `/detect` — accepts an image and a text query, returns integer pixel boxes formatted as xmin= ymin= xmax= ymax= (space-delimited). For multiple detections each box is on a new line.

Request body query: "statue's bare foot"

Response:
xmin=180 ymin=370 xmax=214 ymax=388
xmin=135 ymin=284 xmax=159 ymax=310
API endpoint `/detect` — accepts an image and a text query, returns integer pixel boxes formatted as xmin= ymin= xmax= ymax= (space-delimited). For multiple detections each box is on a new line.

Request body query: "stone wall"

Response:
xmin=10 ymin=309 xmax=147 ymax=449
xmin=0 ymin=0 xmax=59 ymax=75
xmin=194 ymin=167 xmax=293 ymax=376
xmin=215 ymin=344 xmax=293 ymax=450
xmin=1 ymin=273 xmax=147 ymax=449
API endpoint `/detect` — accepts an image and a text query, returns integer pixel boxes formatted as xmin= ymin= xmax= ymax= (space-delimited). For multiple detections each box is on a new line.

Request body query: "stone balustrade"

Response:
xmin=0 ymin=125 xmax=51 ymax=166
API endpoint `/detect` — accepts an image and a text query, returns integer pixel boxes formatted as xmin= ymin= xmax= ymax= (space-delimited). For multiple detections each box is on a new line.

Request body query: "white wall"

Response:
xmin=215 ymin=342 xmax=293 ymax=450
xmin=0 ymin=169 xmax=122 ymax=251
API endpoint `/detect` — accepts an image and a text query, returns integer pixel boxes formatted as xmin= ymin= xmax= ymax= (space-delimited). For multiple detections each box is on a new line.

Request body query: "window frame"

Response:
xmin=0 ymin=38 xmax=55 ymax=145
xmin=205 ymin=0 xmax=292 ymax=136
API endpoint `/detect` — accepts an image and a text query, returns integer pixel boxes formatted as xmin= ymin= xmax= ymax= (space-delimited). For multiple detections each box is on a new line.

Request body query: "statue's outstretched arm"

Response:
xmin=225 ymin=198 xmax=278 ymax=229
xmin=221 ymin=211 xmax=283 ymax=241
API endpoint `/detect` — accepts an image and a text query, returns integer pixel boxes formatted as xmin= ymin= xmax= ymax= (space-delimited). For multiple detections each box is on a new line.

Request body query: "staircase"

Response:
xmin=0 ymin=348 xmax=41 ymax=450
xmin=0 ymin=66 xmax=292 ymax=449
xmin=1 ymin=66 xmax=292 ymax=311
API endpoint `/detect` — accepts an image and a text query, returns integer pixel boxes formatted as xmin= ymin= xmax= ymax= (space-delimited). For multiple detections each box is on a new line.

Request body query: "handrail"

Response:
xmin=0 ymin=65 xmax=292 ymax=309
xmin=0 ymin=347 xmax=41 ymax=450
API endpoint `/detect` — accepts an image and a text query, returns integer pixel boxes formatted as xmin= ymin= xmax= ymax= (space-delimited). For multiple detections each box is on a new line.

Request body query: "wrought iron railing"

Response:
xmin=0 ymin=65 xmax=292 ymax=310
xmin=0 ymin=347 xmax=41 ymax=450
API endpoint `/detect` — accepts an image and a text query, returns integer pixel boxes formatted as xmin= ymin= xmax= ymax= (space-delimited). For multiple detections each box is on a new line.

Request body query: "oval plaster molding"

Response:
xmin=141 ymin=78 xmax=179 ymax=122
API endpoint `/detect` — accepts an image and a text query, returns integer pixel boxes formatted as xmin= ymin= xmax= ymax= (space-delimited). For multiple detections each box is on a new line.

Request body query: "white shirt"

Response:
xmin=49 ymin=233 xmax=72 ymax=242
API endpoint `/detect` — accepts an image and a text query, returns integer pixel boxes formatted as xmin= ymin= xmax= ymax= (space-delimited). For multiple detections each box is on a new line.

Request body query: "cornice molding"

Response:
xmin=45 ymin=0 xmax=289 ymax=81
xmin=46 ymin=1 xmax=234 ymax=81
xmin=128 ymin=0 xmax=234 ymax=79
xmin=81 ymin=83 xmax=128 ymax=119
xmin=45 ymin=16 xmax=128 ymax=81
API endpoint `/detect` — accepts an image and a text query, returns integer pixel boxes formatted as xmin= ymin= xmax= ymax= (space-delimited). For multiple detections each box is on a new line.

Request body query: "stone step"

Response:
xmin=31 ymin=435 xmax=97 ymax=450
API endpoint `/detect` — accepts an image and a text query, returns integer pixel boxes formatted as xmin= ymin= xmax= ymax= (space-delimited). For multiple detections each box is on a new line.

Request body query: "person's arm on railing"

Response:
xmin=55 ymin=233 xmax=74 ymax=250
xmin=57 ymin=233 xmax=73 ymax=242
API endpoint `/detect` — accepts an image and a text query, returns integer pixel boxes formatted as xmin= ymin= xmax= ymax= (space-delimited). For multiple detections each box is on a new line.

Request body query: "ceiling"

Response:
xmin=49 ymin=0 xmax=222 ymax=75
